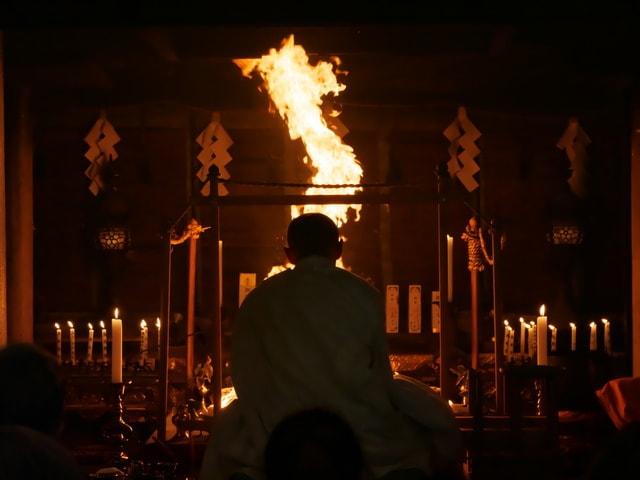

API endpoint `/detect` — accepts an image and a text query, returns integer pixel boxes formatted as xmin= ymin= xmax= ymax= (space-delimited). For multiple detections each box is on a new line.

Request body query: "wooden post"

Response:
xmin=209 ymin=166 xmax=222 ymax=414
xmin=7 ymin=86 xmax=33 ymax=343
xmin=437 ymin=170 xmax=454 ymax=399
xmin=470 ymin=270 xmax=479 ymax=370
xmin=0 ymin=32 xmax=7 ymax=347
xmin=158 ymin=234 xmax=173 ymax=442
xmin=632 ymin=95 xmax=640 ymax=377
xmin=186 ymin=231 xmax=197 ymax=383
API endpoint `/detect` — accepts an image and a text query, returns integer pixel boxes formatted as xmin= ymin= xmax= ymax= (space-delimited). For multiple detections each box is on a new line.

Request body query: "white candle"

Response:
xmin=100 ymin=321 xmax=108 ymax=364
xmin=139 ymin=319 xmax=148 ymax=366
xmin=54 ymin=323 xmax=62 ymax=365
xmin=87 ymin=323 xmax=94 ymax=363
xmin=112 ymin=308 xmax=123 ymax=383
xmin=589 ymin=321 xmax=597 ymax=351
xmin=447 ymin=235 xmax=453 ymax=303
xmin=519 ymin=317 xmax=526 ymax=354
xmin=67 ymin=321 xmax=76 ymax=366
xmin=536 ymin=305 xmax=548 ymax=365
xmin=549 ymin=325 xmax=557 ymax=352
xmin=602 ymin=318 xmax=611 ymax=354
xmin=570 ymin=322 xmax=577 ymax=351
xmin=503 ymin=320 xmax=510 ymax=356
xmin=156 ymin=317 xmax=161 ymax=355
xmin=508 ymin=326 xmax=515 ymax=359
xmin=529 ymin=323 xmax=535 ymax=359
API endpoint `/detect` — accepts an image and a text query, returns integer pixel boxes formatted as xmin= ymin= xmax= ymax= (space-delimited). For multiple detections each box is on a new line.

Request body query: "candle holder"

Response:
xmin=102 ymin=382 xmax=134 ymax=465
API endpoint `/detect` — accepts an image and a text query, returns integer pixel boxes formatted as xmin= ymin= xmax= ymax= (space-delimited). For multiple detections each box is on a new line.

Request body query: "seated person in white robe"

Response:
xmin=201 ymin=213 xmax=461 ymax=480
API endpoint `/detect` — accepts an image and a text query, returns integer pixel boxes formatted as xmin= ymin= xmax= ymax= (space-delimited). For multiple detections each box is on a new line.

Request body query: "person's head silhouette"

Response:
xmin=0 ymin=343 xmax=64 ymax=435
xmin=285 ymin=213 xmax=342 ymax=265
xmin=264 ymin=408 xmax=364 ymax=480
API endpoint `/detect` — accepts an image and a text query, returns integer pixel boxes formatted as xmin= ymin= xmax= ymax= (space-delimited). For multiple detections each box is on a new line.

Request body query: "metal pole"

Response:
xmin=491 ymin=224 xmax=504 ymax=414
xmin=159 ymin=233 xmax=173 ymax=441
xmin=209 ymin=166 xmax=223 ymax=414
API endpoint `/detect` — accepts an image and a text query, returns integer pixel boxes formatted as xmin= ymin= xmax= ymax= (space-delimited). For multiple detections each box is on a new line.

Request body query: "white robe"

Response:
xmin=201 ymin=256 xmax=460 ymax=480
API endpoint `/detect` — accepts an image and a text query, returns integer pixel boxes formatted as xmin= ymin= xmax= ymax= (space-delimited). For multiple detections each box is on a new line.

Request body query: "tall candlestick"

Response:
xmin=536 ymin=304 xmax=548 ymax=366
xmin=112 ymin=308 xmax=123 ymax=383
xmin=519 ymin=317 xmax=526 ymax=354
xmin=87 ymin=323 xmax=94 ymax=363
xmin=139 ymin=319 xmax=148 ymax=366
xmin=589 ymin=321 xmax=597 ymax=351
xmin=100 ymin=321 xmax=108 ymax=364
xmin=570 ymin=322 xmax=577 ymax=351
xmin=156 ymin=317 xmax=161 ymax=355
xmin=447 ymin=235 xmax=454 ymax=303
xmin=54 ymin=323 xmax=62 ymax=365
xmin=602 ymin=318 xmax=611 ymax=354
xmin=67 ymin=321 xmax=76 ymax=366
xmin=549 ymin=325 xmax=557 ymax=352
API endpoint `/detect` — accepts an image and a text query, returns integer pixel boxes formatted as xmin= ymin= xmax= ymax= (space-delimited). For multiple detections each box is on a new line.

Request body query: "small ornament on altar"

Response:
xmin=54 ymin=323 xmax=62 ymax=365
xmin=385 ymin=285 xmax=400 ymax=333
xmin=570 ymin=322 xmax=577 ymax=351
xmin=87 ymin=323 xmax=94 ymax=363
xmin=100 ymin=320 xmax=108 ymax=364
xmin=67 ymin=321 xmax=76 ymax=366
xmin=602 ymin=318 xmax=611 ymax=354
xmin=408 ymin=285 xmax=422 ymax=334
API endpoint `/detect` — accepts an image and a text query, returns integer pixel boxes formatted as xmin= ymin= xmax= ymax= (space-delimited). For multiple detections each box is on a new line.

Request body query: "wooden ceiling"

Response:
xmin=3 ymin=18 xmax=639 ymax=116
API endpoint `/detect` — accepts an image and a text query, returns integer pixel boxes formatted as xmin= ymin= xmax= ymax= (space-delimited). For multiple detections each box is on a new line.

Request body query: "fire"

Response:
xmin=140 ymin=319 xmax=147 ymax=329
xmin=67 ymin=321 xmax=74 ymax=328
xmin=236 ymin=35 xmax=363 ymax=276
xmin=99 ymin=320 xmax=105 ymax=329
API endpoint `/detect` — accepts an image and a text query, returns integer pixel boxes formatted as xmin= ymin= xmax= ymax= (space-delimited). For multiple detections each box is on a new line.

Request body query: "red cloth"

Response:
xmin=596 ymin=377 xmax=640 ymax=429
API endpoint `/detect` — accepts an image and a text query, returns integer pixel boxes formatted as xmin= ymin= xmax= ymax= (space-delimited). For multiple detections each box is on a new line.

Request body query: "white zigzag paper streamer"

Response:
xmin=557 ymin=118 xmax=591 ymax=198
xmin=84 ymin=115 xmax=121 ymax=196
xmin=443 ymin=107 xmax=481 ymax=192
xmin=196 ymin=113 xmax=233 ymax=197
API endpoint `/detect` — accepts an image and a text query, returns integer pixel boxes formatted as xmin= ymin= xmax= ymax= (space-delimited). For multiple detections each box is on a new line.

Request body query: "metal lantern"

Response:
xmin=97 ymin=225 xmax=131 ymax=251
xmin=549 ymin=223 xmax=583 ymax=245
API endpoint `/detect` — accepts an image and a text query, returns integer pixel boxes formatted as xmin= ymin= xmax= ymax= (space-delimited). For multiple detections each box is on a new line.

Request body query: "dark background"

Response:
xmin=1 ymin=4 xmax=637 ymax=361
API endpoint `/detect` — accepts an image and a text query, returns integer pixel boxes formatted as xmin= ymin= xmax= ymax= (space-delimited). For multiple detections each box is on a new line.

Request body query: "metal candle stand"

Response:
xmin=102 ymin=382 xmax=134 ymax=464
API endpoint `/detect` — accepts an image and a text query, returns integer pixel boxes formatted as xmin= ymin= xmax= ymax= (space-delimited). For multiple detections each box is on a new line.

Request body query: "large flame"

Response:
xmin=236 ymin=35 xmax=363 ymax=276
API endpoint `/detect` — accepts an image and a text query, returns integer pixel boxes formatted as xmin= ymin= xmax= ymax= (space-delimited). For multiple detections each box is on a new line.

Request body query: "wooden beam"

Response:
xmin=0 ymin=32 xmax=6 ymax=347
xmin=632 ymin=94 xmax=640 ymax=376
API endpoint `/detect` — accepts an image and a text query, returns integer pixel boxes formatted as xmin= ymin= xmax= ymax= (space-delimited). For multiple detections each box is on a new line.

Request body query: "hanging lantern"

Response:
xmin=96 ymin=225 xmax=131 ymax=251
xmin=549 ymin=223 xmax=583 ymax=245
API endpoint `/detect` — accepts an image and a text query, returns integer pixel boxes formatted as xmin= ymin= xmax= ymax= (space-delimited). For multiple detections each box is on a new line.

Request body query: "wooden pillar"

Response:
xmin=6 ymin=86 xmax=33 ymax=343
xmin=470 ymin=270 xmax=479 ymax=370
xmin=159 ymin=236 xmax=173 ymax=442
xmin=632 ymin=95 xmax=640 ymax=377
xmin=491 ymin=226 xmax=504 ymax=413
xmin=209 ymin=167 xmax=222 ymax=414
xmin=377 ymin=131 xmax=393 ymax=286
xmin=186 ymin=232 xmax=197 ymax=383
xmin=0 ymin=32 xmax=7 ymax=347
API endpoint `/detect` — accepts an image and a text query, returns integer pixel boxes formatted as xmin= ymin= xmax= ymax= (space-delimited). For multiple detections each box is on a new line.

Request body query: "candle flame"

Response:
xmin=519 ymin=317 xmax=525 ymax=324
xmin=140 ymin=319 xmax=147 ymax=329
xmin=156 ymin=317 xmax=161 ymax=329
xmin=54 ymin=322 xmax=60 ymax=330
xmin=447 ymin=234 xmax=453 ymax=241
xmin=525 ymin=323 xmax=532 ymax=330
xmin=539 ymin=304 xmax=546 ymax=316
xmin=570 ymin=322 xmax=576 ymax=328
xmin=114 ymin=308 xmax=119 ymax=319
xmin=548 ymin=325 xmax=556 ymax=331
xmin=88 ymin=322 xmax=93 ymax=330
xmin=100 ymin=320 xmax=105 ymax=329
xmin=601 ymin=318 xmax=609 ymax=325
xmin=530 ymin=321 xmax=535 ymax=326
xmin=590 ymin=321 xmax=596 ymax=327
xmin=448 ymin=400 xmax=454 ymax=407
xmin=67 ymin=321 xmax=74 ymax=328
xmin=503 ymin=320 xmax=509 ymax=326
